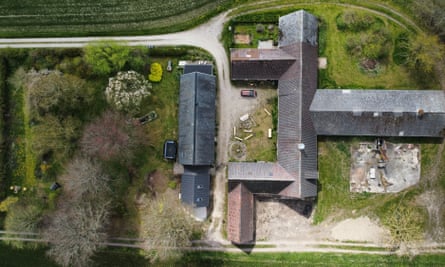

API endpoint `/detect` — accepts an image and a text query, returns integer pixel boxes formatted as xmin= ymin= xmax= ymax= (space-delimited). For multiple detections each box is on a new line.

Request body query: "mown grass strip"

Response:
xmin=315 ymin=244 xmax=389 ymax=252
xmin=231 ymin=0 xmax=420 ymax=33
xmin=2 ymin=242 xmax=445 ymax=267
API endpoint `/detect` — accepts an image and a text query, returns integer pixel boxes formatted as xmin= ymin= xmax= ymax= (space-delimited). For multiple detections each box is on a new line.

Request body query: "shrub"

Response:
xmin=148 ymin=62 xmax=163 ymax=82
xmin=0 ymin=57 xmax=6 ymax=200
xmin=105 ymin=71 xmax=151 ymax=114
xmin=382 ymin=204 xmax=424 ymax=247
xmin=84 ymin=40 xmax=130 ymax=76
xmin=25 ymin=70 xmax=95 ymax=117
xmin=0 ymin=196 xmax=19 ymax=212
xmin=393 ymin=32 xmax=410 ymax=65
xmin=345 ymin=28 xmax=392 ymax=60
xmin=4 ymin=201 xmax=43 ymax=248
xmin=336 ymin=11 xmax=375 ymax=32
xmin=31 ymin=115 xmax=82 ymax=161
xmin=256 ymin=23 xmax=265 ymax=33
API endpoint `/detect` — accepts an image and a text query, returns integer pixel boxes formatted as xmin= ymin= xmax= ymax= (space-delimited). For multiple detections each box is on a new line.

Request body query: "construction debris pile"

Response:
xmin=350 ymin=139 xmax=420 ymax=193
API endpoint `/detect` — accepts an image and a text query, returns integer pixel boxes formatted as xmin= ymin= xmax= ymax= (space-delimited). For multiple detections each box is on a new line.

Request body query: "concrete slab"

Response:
xmin=318 ymin=57 xmax=327 ymax=69
xmin=258 ymin=40 xmax=274 ymax=49
xmin=350 ymin=141 xmax=420 ymax=193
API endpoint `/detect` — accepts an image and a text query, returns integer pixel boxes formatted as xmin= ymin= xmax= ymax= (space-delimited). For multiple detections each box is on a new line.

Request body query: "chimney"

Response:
xmin=417 ymin=108 xmax=424 ymax=119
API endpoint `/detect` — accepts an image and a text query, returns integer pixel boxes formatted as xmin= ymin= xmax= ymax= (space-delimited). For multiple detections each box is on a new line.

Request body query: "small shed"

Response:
xmin=181 ymin=166 xmax=210 ymax=221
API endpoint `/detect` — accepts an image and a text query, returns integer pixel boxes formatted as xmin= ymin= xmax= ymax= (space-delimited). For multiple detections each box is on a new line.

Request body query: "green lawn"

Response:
xmin=231 ymin=0 xmax=420 ymax=33
xmin=0 ymin=0 xmax=232 ymax=37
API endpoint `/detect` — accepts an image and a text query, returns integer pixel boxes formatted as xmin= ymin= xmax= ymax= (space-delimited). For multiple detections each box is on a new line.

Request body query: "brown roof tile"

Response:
xmin=227 ymin=182 xmax=254 ymax=244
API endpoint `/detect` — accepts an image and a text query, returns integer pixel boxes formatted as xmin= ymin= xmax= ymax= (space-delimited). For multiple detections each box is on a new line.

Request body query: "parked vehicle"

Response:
xmin=240 ymin=89 xmax=257 ymax=97
xmin=163 ymin=140 xmax=177 ymax=160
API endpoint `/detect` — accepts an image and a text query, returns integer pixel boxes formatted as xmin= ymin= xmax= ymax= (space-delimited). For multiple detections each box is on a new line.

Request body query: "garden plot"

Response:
xmin=234 ymin=34 xmax=251 ymax=44
xmin=350 ymin=141 xmax=420 ymax=193
xmin=232 ymin=24 xmax=279 ymax=48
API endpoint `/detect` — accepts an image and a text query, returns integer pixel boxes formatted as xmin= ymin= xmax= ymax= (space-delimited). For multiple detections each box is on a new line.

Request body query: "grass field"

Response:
xmin=2 ymin=244 xmax=445 ymax=267
xmin=0 ymin=0 xmax=232 ymax=37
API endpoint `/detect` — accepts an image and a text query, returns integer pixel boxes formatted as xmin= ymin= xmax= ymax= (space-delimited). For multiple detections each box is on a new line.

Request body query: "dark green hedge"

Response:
xmin=0 ymin=57 xmax=7 ymax=200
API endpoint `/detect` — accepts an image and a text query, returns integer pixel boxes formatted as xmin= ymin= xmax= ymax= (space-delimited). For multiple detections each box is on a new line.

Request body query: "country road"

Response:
xmin=0 ymin=1 xmax=432 ymax=253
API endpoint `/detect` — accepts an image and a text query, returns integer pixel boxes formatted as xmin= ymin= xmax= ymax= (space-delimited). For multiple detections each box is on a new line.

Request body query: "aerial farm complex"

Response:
xmin=224 ymin=10 xmax=445 ymax=244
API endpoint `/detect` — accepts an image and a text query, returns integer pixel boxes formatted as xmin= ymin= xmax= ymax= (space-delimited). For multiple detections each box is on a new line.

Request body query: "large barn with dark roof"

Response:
xmin=178 ymin=65 xmax=215 ymax=221
xmin=310 ymin=89 xmax=445 ymax=137
xmin=178 ymin=71 xmax=216 ymax=166
xmin=227 ymin=10 xmax=445 ymax=244
xmin=228 ymin=10 xmax=319 ymax=244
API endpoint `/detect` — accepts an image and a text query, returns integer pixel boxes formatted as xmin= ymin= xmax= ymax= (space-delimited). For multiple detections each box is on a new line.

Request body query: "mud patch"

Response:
xmin=255 ymin=197 xmax=313 ymax=241
xmin=331 ymin=216 xmax=389 ymax=244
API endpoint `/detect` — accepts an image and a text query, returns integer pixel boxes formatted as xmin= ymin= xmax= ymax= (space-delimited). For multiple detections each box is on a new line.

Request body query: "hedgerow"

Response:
xmin=0 ymin=57 xmax=7 ymax=200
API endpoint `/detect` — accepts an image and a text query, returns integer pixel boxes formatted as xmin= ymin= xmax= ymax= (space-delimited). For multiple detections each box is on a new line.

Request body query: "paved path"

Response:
xmin=0 ymin=1 xmax=426 ymax=247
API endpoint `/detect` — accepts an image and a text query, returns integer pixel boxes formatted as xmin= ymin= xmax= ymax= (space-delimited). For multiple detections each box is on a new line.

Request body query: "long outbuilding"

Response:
xmin=178 ymin=65 xmax=216 ymax=221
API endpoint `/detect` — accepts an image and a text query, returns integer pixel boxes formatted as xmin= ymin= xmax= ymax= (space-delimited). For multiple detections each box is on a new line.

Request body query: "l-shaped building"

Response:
xmin=227 ymin=10 xmax=445 ymax=244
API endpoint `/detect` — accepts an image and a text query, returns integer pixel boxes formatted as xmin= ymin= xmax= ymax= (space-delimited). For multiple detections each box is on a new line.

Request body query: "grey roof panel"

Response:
xmin=230 ymin=48 xmax=296 ymax=80
xmin=310 ymin=89 xmax=445 ymax=137
xmin=184 ymin=64 xmax=213 ymax=75
xmin=228 ymin=162 xmax=295 ymax=181
xmin=181 ymin=170 xmax=210 ymax=208
xmin=279 ymin=10 xmax=318 ymax=47
xmin=231 ymin=48 xmax=296 ymax=61
xmin=178 ymin=72 xmax=216 ymax=165
xmin=310 ymin=89 xmax=445 ymax=113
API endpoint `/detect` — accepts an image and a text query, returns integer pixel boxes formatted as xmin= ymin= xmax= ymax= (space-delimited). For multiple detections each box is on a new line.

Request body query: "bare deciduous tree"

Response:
xmin=140 ymin=190 xmax=200 ymax=262
xmin=59 ymin=156 xmax=110 ymax=201
xmin=44 ymin=156 xmax=112 ymax=266
xmin=45 ymin=200 xmax=110 ymax=267
xmin=80 ymin=110 xmax=145 ymax=162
